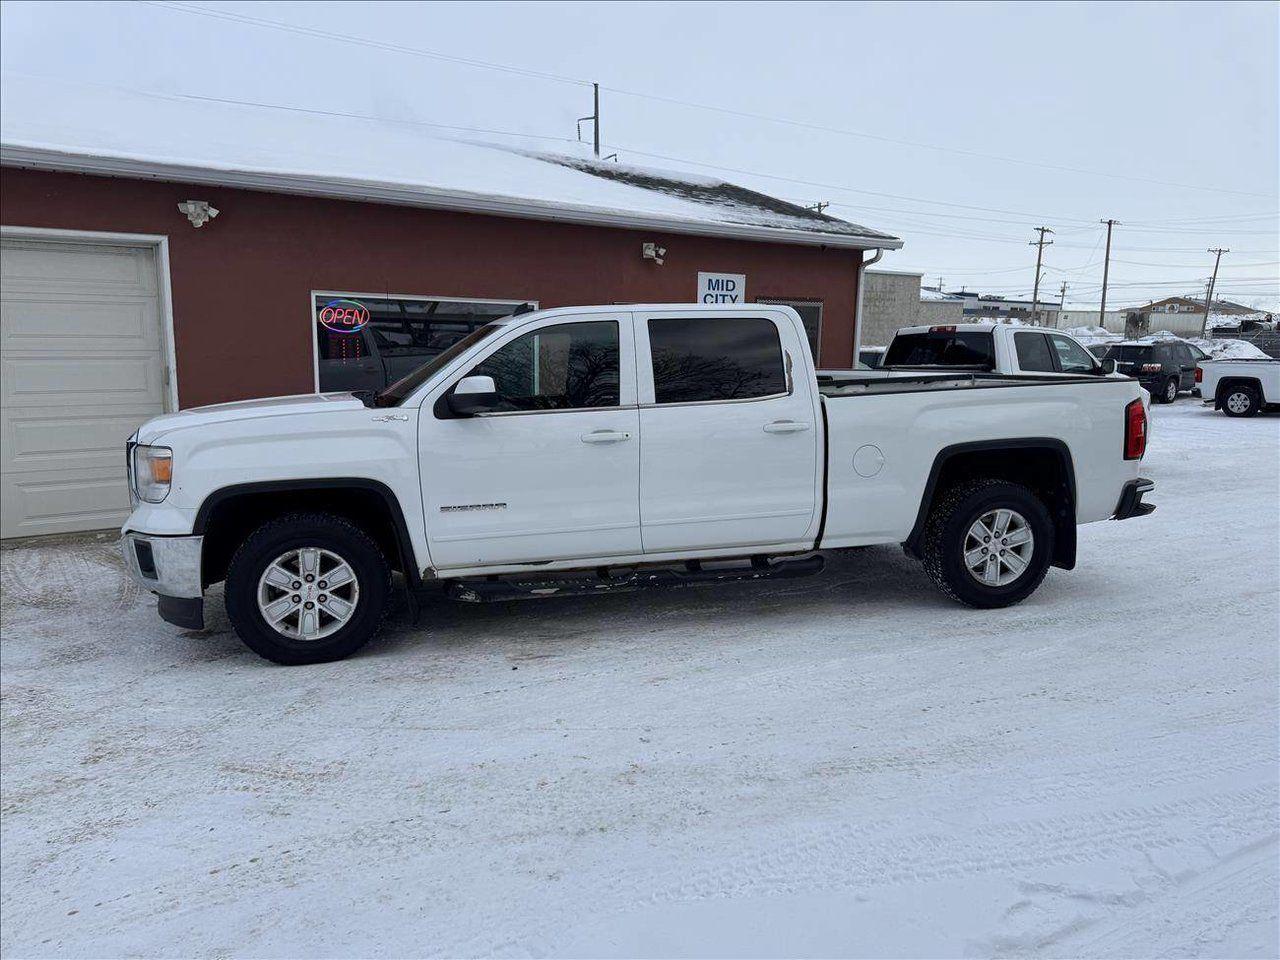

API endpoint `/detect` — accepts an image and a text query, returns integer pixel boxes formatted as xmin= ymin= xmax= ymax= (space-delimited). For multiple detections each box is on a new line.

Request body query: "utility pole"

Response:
xmin=1058 ymin=281 xmax=1069 ymax=327
xmin=807 ymin=201 xmax=830 ymax=214
xmin=1098 ymin=218 xmax=1119 ymax=329
xmin=1200 ymin=247 xmax=1229 ymax=336
xmin=577 ymin=82 xmax=600 ymax=158
xmin=1029 ymin=226 xmax=1054 ymax=325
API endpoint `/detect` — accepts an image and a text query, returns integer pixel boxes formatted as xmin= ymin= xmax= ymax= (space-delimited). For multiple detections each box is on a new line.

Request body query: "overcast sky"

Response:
xmin=3 ymin=0 xmax=1277 ymax=309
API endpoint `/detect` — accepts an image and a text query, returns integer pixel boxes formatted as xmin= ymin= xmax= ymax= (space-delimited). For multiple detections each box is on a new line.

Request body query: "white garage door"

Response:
xmin=1 ymin=238 xmax=169 ymax=538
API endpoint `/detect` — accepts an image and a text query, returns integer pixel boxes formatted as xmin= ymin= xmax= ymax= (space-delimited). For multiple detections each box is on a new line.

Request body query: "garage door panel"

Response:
xmin=1 ymin=295 xmax=159 ymax=345
xmin=1 ymin=241 xmax=156 ymax=293
xmin=1 ymin=469 xmax=132 ymax=539
xmin=1 ymin=238 xmax=166 ymax=538
xmin=6 ymin=410 xmax=146 ymax=468
xmin=2 ymin=355 xmax=164 ymax=405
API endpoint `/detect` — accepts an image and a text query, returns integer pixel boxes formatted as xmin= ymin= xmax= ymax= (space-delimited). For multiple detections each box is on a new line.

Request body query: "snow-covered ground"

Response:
xmin=2 ymin=402 xmax=1277 ymax=959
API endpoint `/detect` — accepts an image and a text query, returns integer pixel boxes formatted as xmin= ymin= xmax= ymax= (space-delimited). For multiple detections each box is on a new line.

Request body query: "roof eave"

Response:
xmin=0 ymin=144 xmax=903 ymax=251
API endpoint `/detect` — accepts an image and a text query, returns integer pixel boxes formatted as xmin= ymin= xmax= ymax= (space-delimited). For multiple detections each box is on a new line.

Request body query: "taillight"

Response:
xmin=1124 ymin=397 xmax=1147 ymax=460
xmin=1194 ymin=366 xmax=1203 ymax=383
xmin=930 ymin=325 xmax=956 ymax=333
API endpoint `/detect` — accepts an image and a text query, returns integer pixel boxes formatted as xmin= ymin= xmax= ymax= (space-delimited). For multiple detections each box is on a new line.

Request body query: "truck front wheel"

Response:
xmin=225 ymin=512 xmax=390 ymax=665
xmin=921 ymin=479 xmax=1054 ymax=609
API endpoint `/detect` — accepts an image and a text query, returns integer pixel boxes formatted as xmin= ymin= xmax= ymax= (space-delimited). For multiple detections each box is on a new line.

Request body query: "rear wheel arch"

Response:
xmin=194 ymin=479 xmax=418 ymax=587
xmin=1215 ymin=376 xmax=1262 ymax=406
xmin=903 ymin=439 xmax=1077 ymax=570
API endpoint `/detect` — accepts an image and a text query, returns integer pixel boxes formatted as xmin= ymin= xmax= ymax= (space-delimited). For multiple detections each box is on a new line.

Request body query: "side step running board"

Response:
xmin=446 ymin=554 xmax=825 ymax=603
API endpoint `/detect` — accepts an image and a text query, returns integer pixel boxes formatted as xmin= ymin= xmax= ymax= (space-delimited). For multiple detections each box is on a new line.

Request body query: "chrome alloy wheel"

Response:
xmin=256 ymin=547 xmax=359 ymax=641
xmin=963 ymin=509 xmax=1035 ymax=587
xmin=1226 ymin=391 xmax=1252 ymax=414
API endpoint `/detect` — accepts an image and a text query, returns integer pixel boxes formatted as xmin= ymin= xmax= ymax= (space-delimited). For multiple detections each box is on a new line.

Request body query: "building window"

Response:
xmin=755 ymin=298 xmax=823 ymax=362
xmin=312 ymin=293 xmax=529 ymax=392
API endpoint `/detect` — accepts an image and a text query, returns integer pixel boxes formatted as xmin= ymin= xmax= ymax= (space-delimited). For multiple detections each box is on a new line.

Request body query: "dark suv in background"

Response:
xmin=1096 ymin=341 xmax=1203 ymax=403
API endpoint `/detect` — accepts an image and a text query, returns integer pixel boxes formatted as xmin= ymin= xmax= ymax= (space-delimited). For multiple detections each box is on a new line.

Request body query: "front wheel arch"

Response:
xmin=194 ymin=479 xmax=418 ymax=587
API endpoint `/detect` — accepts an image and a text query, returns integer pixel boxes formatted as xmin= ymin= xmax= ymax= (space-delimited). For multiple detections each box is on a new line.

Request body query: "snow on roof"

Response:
xmin=0 ymin=73 xmax=900 ymax=251
xmin=919 ymin=287 xmax=963 ymax=301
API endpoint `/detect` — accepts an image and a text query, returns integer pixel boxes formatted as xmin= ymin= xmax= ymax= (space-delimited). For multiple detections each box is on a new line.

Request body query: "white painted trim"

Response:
xmin=0 ymin=225 xmax=180 ymax=410
xmin=308 ymin=290 xmax=539 ymax=393
xmin=851 ymin=248 xmax=884 ymax=364
xmin=1 ymin=145 xmax=903 ymax=251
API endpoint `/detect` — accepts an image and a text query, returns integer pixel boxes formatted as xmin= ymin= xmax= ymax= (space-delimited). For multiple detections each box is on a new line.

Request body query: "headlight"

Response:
xmin=133 ymin=445 xmax=173 ymax=503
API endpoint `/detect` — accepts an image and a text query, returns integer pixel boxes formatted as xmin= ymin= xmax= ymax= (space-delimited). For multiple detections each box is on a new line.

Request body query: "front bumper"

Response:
xmin=121 ymin=531 xmax=206 ymax=629
xmin=1113 ymin=478 xmax=1156 ymax=520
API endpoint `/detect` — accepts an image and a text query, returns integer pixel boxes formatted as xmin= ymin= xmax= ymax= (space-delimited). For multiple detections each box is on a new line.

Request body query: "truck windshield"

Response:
xmin=373 ymin=323 xmax=504 ymax=407
xmin=883 ymin=331 xmax=995 ymax=369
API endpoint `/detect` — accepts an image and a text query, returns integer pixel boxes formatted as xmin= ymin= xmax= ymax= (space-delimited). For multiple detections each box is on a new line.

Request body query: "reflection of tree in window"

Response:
xmin=649 ymin=318 xmax=786 ymax=404
xmin=470 ymin=321 xmax=619 ymax=411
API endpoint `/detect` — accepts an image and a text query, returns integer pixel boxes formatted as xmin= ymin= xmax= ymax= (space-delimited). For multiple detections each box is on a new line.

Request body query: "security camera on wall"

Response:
xmin=177 ymin=200 xmax=219 ymax=228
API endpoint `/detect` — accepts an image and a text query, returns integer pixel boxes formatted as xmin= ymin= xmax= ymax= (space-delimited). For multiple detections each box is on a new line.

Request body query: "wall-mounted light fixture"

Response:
xmin=177 ymin=200 xmax=219 ymax=228
xmin=642 ymin=242 xmax=666 ymax=266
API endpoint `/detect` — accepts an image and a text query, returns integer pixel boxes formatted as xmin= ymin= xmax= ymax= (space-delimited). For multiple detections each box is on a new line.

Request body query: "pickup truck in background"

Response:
xmin=883 ymin=323 xmax=1112 ymax=377
xmin=122 ymin=304 xmax=1155 ymax=665
xmin=1196 ymin=358 xmax=1280 ymax=417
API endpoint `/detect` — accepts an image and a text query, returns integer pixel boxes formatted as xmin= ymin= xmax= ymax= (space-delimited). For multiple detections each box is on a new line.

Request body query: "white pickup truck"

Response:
xmin=882 ymin=323 xmax=1111 ymax=376
xmin=122 ymin=304 xmax=1155 ymax=664
xmin=1195 ymin=358 xmax=1280 ymax=417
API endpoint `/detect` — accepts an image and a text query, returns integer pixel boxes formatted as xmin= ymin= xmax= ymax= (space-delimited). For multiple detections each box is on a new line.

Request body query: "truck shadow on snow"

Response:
xmin=168 ymin=544 xmax=963 ymax=665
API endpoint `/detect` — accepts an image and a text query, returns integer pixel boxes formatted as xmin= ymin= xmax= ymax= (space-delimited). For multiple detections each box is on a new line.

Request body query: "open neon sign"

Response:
xmin=318 ymin=299 xmax=370 ymax=334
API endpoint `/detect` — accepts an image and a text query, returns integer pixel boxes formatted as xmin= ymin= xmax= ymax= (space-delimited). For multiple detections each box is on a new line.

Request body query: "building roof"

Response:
xmin=1131 ymin=295 xmax=1253 ymax=313
xmin=0 ymin=74 xmax=901 ymax=251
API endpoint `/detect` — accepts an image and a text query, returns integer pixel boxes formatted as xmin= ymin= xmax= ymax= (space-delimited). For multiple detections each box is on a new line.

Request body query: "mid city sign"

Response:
xmin=697 ymin=272 xmax=746 ymax=304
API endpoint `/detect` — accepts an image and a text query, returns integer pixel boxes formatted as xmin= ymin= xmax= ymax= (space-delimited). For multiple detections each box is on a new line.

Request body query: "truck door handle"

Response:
xmin=763 ymin=419 xmax=811 ymax=434
xmin=581 ymin=430 xmax=632 ymax=444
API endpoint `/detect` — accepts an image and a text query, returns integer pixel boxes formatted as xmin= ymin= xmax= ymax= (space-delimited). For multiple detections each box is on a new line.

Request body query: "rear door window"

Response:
xmin=883 ymin=331 xmax=995 ymax=368
xmin=648 ymin=317 xmax=786 ymax=404
xmin=1014 ymin=332 xmax=1056 ymax=372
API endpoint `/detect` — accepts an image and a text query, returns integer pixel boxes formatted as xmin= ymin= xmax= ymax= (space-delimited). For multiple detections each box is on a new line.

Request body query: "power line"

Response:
xmin=140 ymin=0 xmax=592 ymax=88
xmin=142 ymin=0 xmax=1277 ymax=200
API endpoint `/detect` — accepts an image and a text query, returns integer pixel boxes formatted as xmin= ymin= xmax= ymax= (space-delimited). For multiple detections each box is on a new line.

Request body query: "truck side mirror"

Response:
xmin=1099 ymin=358 xmax=1117 ymax=375
xmin=447 ymin=375 xmax=501 ymax=416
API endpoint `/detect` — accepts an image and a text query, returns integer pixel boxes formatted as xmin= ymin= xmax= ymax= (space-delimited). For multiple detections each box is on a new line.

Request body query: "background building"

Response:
xmin=860 ymin=268 xmax=926 ymax=345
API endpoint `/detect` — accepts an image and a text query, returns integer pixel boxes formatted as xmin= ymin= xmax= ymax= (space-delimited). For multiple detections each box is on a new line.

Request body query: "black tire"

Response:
xmin=921 ymin=479 xmax=1054 ymax=609
xmin=225 ymin=512 xmax=390 ymax=665
xmin=1221 ymin=384 xmax=1261 ymax=418
xmin=1160 ymin=376 xmax=1179 ymax=404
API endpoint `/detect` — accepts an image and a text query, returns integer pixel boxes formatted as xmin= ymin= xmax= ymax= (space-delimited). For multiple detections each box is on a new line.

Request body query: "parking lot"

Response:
xmin=2 ymin=401 xmax=1277 ymax=958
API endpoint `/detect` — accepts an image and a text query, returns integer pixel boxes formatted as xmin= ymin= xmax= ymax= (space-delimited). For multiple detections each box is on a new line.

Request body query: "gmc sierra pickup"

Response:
xmin=122 ymin=304 xmax=1155 ymax=664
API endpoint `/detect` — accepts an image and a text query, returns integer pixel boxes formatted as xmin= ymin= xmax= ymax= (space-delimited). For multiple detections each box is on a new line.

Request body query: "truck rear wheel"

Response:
xmin=225 ymin=512 xmax=390 ymax=665
xmin=1222 ymin=384 xmax=1260 ymax=418
xmin=921 ymin=479 xmax=1053 ymax=609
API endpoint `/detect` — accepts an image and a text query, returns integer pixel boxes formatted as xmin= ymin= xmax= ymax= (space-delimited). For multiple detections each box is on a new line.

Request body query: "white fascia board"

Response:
xmin=0 ymin=144 xmax=904 ymax=252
